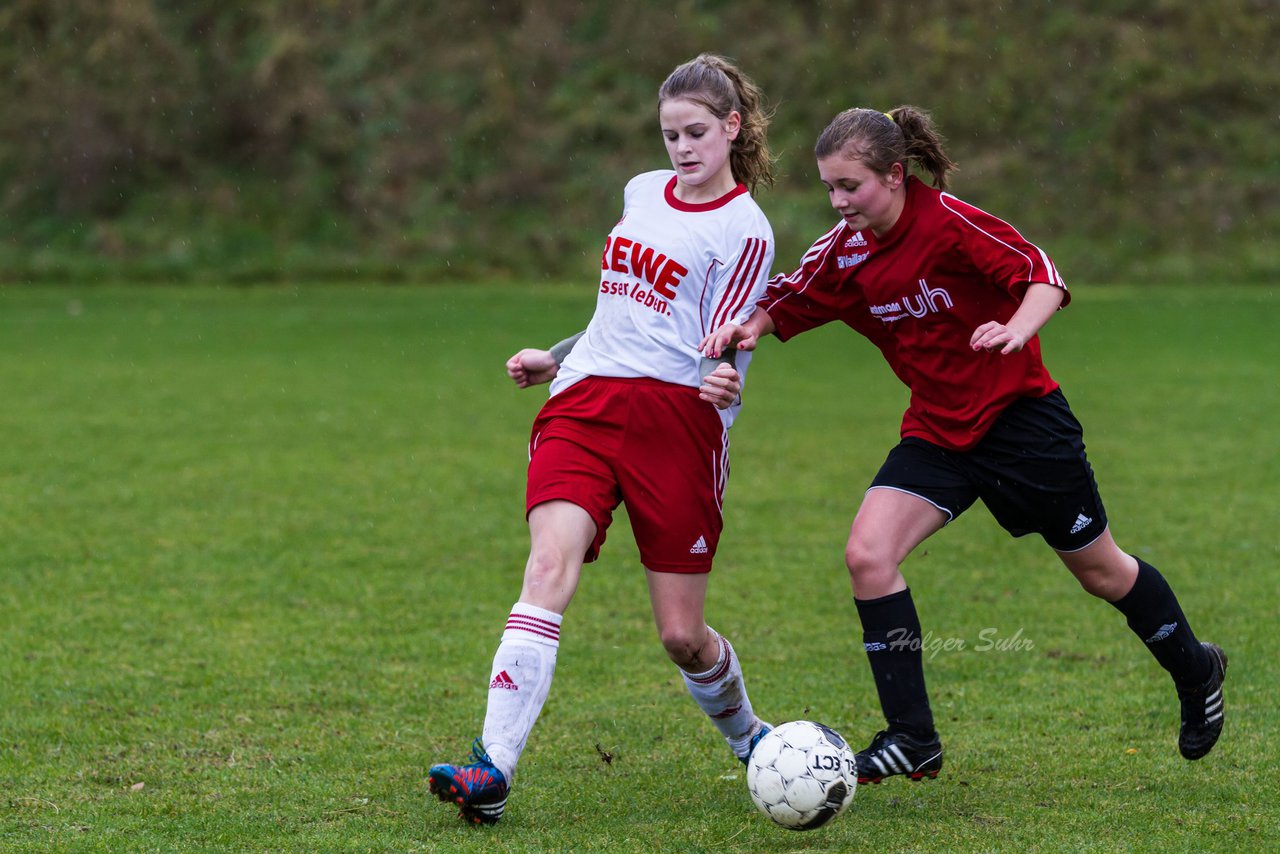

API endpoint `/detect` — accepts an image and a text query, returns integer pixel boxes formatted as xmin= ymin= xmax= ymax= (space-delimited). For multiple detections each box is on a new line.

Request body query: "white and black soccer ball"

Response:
xmin=745 ymin=720 xmax=857 ymax=830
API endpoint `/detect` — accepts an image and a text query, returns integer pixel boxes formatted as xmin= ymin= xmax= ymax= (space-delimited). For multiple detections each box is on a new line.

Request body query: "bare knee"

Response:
xmin=1072 ymin=564 xmax=1135 ymax=600
xmin=660 ymin=624 xmax=715 ymax=671
xmin=846 ymin=539 xmax=904 ymax=599
xmin=524 ymin=548 xmax=570 ymax=586
xmin=519 ymin=547 xmax=580 ymax=611
xmin=1060 ymin=547 xmax=1138 ymax=601
xmin=1072 ymin=565 xmax=1112 ymax=598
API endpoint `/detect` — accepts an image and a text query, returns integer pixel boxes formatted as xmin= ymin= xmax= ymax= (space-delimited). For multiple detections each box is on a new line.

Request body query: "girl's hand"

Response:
xmin=970 ymin=321 xmax=1030 ymax=355
xmin=699 ymin=362 xmax=743 ymax=409
xmin=972 ymin=283 xmax=1064 ymax=354
xmin=506 ymin=349 xmax=560 ymax=387
xmin=699 ymin=323 xmax=759 ymax=358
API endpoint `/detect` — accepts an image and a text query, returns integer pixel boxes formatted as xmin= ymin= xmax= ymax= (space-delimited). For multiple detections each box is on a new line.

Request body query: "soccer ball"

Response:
xmin=745 ymin=720 xmax=857 ymax=830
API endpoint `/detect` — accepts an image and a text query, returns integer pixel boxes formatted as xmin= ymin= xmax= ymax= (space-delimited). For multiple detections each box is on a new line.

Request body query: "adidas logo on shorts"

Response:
xmin=1069 ymin=513 xmax=1093 ymax=535
xmin=689 ymin=535 xmax=709 ymax=555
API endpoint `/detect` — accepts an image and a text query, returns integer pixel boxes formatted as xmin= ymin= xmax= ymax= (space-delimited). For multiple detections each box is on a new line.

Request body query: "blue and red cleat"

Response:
xmin=429 ymin=738 xmax=509 ymax=825
xmin=740 ymin=722 xmax=773 ymax=765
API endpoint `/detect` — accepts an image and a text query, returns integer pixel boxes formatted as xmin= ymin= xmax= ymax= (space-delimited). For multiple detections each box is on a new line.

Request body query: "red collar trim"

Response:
xmin=664 ymin=175 xmax=749 ymax=212
xmin=875 ymin=176 xmax=924 ymax=246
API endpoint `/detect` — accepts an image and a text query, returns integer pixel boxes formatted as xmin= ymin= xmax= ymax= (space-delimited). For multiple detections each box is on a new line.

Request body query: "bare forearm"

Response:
xmin=971 ymin=283 xmax=1065 ymax=354
xmin=1007 ymin=283 xmax=1065 ymax=341
xmin=743 ymin=306 xmax=776 ymax=339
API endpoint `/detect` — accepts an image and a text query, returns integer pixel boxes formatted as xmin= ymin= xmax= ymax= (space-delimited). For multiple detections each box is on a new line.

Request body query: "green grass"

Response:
xmin=0 ymin=282 xmax=1276 ymax=852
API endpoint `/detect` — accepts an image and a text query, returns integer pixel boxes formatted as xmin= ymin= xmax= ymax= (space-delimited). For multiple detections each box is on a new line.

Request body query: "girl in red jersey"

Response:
xmin=429 ymin=55 xmax=777 ymax=825
xmin=703 ymin=106 xmax=1226 ymax=783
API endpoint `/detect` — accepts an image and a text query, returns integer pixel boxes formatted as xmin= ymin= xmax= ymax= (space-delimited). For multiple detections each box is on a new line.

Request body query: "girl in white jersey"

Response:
xmin=429 ymin=54 xmax=777 ymax=826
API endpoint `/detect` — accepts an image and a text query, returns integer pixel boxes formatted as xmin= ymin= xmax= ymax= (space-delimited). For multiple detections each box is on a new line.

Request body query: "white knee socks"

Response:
xmin=680 ymin=629 xmax=763 ymax=759
xmin=480 ymin=602 xmax=562 ymax=783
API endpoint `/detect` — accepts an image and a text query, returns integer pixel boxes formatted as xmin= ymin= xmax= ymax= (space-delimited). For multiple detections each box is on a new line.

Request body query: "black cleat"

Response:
xmin=1177 ymin=642 xmax=1227 ymax=760
xmin=855 ymin=728 xmax=943 ymax=784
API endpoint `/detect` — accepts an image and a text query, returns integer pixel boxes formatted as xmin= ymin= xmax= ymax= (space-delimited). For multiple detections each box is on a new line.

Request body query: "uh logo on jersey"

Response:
xmin=868 ymin=278 xmax=954 ymax=323
xmin=598 ymin=235 xmax=687 ymax=317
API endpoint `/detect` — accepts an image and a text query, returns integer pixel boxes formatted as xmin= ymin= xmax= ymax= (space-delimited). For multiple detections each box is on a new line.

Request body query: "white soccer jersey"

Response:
xmin=550 ymin=170 xmax=774 ymax=428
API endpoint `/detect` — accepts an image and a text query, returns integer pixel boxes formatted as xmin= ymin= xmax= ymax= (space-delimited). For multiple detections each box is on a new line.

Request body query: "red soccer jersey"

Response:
xmin=762 ymin=176 xmax=1069 ymax=451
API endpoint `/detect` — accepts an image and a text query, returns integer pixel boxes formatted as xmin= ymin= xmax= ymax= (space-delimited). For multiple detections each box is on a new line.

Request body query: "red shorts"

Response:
xmin=526 ymin=376 xmax=728 ymax=573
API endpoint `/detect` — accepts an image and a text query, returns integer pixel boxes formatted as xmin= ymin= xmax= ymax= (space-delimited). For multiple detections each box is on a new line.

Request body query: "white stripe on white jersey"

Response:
xmin=550 ymin=170 xmax=774 ymax=429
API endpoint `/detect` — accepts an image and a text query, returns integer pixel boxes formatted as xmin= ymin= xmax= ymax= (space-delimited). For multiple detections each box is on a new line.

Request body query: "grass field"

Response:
xmin=1 ymin=282 xmax=1276 ymax=853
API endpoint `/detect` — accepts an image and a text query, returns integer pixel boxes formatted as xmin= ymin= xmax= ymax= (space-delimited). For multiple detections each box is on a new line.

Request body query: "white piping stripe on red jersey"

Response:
xmin=712 ymin=237 xmax=767 ymax=331
xmin=800 ymin=222 xmax=845 ymax=266
xmin=940 ymin=193 xmax=1064 ymax=288
xmin=1035 ymin=244 xmax=1065 ymax=288
xmin=506 ymin=614 xmax=561 ymax=642
xmin=762 ymin=223 xmax=843 ymax=312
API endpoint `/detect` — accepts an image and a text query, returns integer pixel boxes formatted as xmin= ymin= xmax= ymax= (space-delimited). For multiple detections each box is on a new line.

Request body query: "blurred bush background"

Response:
xmin=2 ymin=0 xmax=1276 ymax=284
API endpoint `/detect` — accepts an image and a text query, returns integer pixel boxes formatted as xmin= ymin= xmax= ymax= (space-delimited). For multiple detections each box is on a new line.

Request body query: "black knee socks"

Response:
xmin=856 ymin=560 xmax=1208 ymax=741
xmin=1110 ymin=557 xmax=1211 ymax=687
xmin=856 ymin=588 xmax=936 ymax=739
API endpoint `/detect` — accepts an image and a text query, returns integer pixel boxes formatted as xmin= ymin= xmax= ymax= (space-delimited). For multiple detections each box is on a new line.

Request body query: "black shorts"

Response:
xmin=869 ymin=389 xmax=1108 ymax=552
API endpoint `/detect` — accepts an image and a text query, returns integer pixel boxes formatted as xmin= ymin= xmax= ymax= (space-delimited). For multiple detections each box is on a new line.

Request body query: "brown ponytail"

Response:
xmin=815 ymin=105 xmax=958 ymax=190
xmin=659 ymin=54 xmax=776 ymax=193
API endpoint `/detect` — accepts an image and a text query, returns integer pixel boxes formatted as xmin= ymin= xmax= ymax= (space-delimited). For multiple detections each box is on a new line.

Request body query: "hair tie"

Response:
xmin=883 ymin=110 xmax=896 ymax=123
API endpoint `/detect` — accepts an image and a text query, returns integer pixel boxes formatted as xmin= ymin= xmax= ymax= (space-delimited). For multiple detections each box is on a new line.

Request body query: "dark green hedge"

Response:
xmin=2 ymin=1 xmax=1276 ymax=283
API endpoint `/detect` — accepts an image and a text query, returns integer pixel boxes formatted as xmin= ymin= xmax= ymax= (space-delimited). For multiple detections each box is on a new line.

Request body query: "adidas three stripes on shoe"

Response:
xmin=1177 ymin=641 xmax=1228 ymax=760
xmin=855 ymin=728 xmax=944 ymax=784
